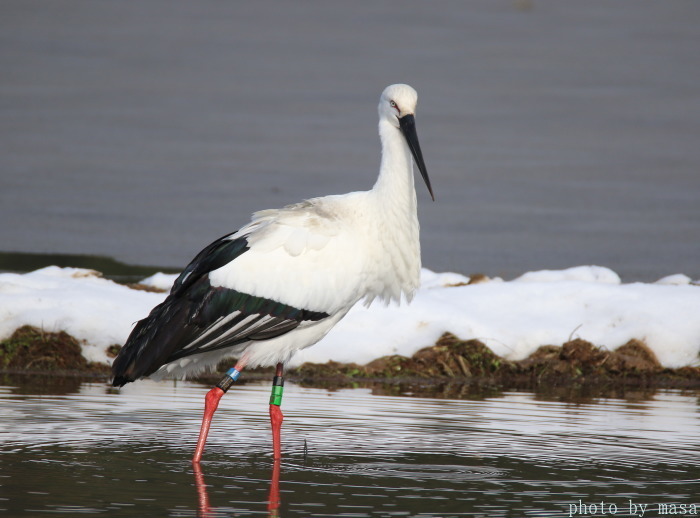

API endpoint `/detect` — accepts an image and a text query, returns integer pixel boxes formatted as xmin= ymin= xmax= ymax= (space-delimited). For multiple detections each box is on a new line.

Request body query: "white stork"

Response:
xmin=111 ymin=83 xmax=434 ymax=463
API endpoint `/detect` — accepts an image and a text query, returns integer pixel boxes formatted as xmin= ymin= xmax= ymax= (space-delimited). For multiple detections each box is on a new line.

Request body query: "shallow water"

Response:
xmin=1 ymin=377 xmax=698 ymax=517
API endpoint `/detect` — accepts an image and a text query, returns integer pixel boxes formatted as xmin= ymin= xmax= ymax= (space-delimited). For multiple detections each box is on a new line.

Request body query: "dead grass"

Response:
xmin=290 ymin=333 xmax=698 ymax=388
xmin=0 ymin=325 xmax=109 ymax=373
xmin=1 ymin=327 xmax=697 ymax=390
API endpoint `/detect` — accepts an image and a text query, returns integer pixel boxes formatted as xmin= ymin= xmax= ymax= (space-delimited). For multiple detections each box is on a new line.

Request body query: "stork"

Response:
xmin=111 ymin=84 xmax=434 ymax=463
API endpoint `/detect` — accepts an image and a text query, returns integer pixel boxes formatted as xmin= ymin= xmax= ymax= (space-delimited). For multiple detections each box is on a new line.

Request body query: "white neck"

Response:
xmin=362 ymin=117 xmax=421 ymax=305
xmin=372 ymin=119 xmax=418 ymax=213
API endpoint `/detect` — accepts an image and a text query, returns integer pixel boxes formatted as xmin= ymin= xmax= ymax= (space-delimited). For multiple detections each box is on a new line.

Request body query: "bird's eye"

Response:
xmin=389 ymin=100 xmax=400 ymax=115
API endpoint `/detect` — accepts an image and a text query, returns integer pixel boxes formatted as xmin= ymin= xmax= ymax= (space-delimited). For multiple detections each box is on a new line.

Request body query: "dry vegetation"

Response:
xmin=1 ymin=327 xmax=697 ymax=391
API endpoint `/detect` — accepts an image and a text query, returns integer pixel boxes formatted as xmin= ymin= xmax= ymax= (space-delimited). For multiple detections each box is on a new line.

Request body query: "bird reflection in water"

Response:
xmin=193 ymin=459 xmax=282 ymax=517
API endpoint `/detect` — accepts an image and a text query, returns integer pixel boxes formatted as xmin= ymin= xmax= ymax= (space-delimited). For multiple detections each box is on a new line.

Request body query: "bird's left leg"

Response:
xmin=269 ymin=362 xmax=284 ymax=460
xmin=192 ymin=356 xmax=249 ymax=464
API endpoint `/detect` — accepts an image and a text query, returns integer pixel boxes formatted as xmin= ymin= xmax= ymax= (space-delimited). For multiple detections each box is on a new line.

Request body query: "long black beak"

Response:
xmin=399 ymin=114 xmax=434 ymax=201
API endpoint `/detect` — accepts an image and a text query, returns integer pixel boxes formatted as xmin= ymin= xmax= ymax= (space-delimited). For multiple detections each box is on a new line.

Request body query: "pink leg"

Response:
xmin=269 ymin=362 xmax=284 ymax=460
xmin=192 ymin=387 xmax=225 ymax=464
xmin=192 ymin=358 xmax=248 ymax=464
xmin=270 ymin=404 xmax=284 ymax=460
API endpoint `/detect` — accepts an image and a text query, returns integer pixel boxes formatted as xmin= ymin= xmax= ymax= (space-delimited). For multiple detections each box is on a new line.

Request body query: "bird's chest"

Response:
xmin=358 ymin=210 xmax=421 ymax=304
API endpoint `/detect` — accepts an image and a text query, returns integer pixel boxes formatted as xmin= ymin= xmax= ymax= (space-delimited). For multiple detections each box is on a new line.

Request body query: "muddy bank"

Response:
xmin=245 ymin=333 xmax=700 ymax=391
xmin=0 ymin=326 xmax=111 ymax=374
xmin=1 ymin=327 xmax=698 ymax=395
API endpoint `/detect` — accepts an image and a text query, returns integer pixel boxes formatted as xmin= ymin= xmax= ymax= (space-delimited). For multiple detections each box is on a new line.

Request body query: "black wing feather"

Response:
xmin=171 ymin=232 xmax=249 ymax=295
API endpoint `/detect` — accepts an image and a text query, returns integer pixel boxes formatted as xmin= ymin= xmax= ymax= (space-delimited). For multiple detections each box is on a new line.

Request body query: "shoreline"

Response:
xmin=2 ymin=327 xmax=698 ymax=395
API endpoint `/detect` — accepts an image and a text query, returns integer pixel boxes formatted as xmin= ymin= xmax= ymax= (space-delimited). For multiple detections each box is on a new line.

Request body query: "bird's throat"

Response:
xmin=374 ymin=120 xmax=417 ymax=211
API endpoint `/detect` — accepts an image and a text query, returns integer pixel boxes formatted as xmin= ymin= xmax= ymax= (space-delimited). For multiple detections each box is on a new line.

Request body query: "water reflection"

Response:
xmin=1 ymin=377 xmax=698 ymax=517
xmin=193 ymin=458 xmax=282 ymax=517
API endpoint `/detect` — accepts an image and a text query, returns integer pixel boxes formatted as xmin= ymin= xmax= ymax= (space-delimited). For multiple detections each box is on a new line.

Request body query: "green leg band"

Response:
xmin=270 ymin=375 xmax=284 ymax=406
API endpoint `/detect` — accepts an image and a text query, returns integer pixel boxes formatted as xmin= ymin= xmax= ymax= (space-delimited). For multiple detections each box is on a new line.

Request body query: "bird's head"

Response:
xmin=378 ymin=84 xmax=434 ymax=201
xmin=378 ymin=83 xmax=419 ymax=128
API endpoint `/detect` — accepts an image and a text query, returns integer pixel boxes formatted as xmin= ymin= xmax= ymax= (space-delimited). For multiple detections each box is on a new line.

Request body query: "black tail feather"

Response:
xmin=111 ymin=374 xmax=133 ymax=388
xmin=111 ymin=297 xmax=198 ymax=385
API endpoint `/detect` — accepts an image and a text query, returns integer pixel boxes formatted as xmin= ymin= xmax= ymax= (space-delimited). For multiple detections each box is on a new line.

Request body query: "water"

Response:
xmin=1 ymin=377 xmax=698 ymax=517
xmin=2 ymin=1 xmax=700 ymax=281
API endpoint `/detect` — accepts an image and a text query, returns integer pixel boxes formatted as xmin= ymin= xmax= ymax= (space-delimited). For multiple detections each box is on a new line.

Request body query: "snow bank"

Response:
xmin=139 ymin=272 xmax=177 ymax=291
xmin=0 ymin=265 xmax=698 ymax=369
xmin=0 ymin=267 xmax=163 ymax=364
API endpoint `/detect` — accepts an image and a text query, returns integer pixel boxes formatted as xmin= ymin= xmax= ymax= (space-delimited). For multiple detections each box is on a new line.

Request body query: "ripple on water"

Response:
xmin=1 ymin=379 xmax=699 ymax=517
xmin=290 ymin=458 xmax=506 ymax=482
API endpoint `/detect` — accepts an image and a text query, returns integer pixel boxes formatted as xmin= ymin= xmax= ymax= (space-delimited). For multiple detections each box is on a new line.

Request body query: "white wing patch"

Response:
xmin=247 ymin=201 xmax=339 ymax=256
xmin=208 ymin=196 xmax=369 ymax=314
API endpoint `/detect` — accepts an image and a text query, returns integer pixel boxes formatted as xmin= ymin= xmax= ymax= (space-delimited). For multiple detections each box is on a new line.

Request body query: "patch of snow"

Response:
xmin=513 ymin=265 xmax=621 ymax=284
xmin=419 ymin=269 xmax=471 ymax=289
xmin=139 ymin=272 xmax=178 ymax=291
xmin=655 ymin=274 xmax=693 ymax=286
xmin=1 ymin=265 xmax=699 ymax=371
xmin=295 ymin=273 xmax=700 ymax=368
xmin=0 ymin=267 xmax=165 ymax=364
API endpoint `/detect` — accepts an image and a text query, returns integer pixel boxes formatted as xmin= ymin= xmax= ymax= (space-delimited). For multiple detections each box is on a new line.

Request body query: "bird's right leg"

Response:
xmin=192 ymin=356 xmax=249 ymax=464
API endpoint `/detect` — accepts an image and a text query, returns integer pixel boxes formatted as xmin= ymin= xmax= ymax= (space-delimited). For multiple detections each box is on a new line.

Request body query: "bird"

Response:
xmin=111 ymin=83 xmax=434 ymax=463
